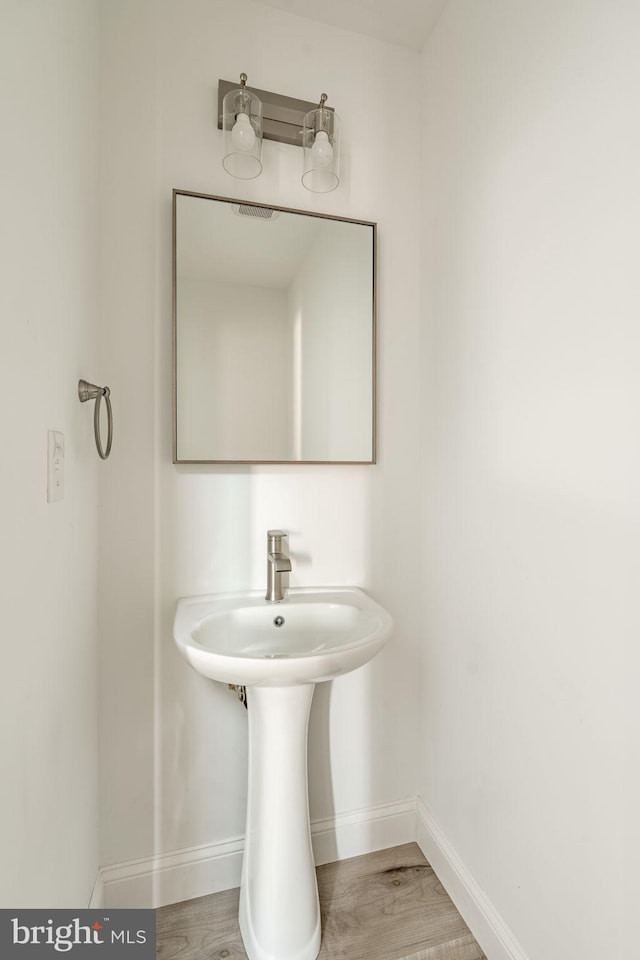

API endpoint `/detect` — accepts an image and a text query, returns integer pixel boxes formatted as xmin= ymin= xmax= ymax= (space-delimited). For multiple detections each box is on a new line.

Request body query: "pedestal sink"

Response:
xmin=173 ymin=586 xmax=393 ymax=960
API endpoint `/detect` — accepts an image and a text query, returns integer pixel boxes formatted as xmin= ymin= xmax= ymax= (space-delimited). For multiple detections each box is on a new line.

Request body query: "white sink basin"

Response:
xmin=174 ymin=586 xmax=393 ymax=686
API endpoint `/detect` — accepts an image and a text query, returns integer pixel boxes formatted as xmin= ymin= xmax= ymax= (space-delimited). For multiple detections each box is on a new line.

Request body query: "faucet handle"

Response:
xmin=267 ymin=529 xmax=287 ymax=550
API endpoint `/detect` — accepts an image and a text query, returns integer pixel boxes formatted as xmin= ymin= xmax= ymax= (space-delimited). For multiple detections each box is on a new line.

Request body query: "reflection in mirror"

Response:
xmin=173 ymin=191 xmax=376 ymax=463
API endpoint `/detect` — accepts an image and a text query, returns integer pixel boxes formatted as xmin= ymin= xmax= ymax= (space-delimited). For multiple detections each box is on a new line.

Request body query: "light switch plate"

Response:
xmin=47 ymin=430 xmax=64 ymax=502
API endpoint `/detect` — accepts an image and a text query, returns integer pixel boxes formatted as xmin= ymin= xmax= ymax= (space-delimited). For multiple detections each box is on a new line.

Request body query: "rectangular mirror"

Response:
xmin=173 ymin=190 xmax=376 ymax=463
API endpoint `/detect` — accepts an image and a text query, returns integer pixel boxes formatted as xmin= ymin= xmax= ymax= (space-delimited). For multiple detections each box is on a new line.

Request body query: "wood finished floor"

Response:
xmin=156 ymin=843 xmax=486 ymax=960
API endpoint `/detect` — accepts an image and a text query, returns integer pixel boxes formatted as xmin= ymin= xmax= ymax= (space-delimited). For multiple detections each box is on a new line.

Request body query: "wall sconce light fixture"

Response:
xmin=302 ymin=93 xmax=340 ymax=193
xmin=218 ymin=76 xmax=340 ymax=193
xmin=221 ymin=73 xmax=263 ymax=180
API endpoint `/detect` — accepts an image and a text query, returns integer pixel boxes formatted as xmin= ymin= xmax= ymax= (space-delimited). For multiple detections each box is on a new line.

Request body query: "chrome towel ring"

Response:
xmin=78 ymin=379 xmax=113 ymax=460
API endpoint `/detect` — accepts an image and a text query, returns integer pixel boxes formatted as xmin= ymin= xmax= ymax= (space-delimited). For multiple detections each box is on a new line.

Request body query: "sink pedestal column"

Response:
xmin=240 ymin=683 xmax=320 ymax=960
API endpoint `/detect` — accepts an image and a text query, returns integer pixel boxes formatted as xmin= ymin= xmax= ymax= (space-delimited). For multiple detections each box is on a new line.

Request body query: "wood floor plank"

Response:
xmin=156 ymin=843 xmax=484 ymax=960
xmin=315 ymin=844 xmax=480 ymax=960
xmin=157 ymin=887 xmax=245 ymax=960
xmin=401 ymin=938 xmax=485 ymax=960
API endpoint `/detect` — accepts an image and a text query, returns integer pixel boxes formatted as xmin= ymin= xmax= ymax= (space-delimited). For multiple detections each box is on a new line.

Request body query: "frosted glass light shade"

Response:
xmin=222 ymin=87 xmax=263 ymax=179
xmin=302 ymin=108 xmax=340 ymax=193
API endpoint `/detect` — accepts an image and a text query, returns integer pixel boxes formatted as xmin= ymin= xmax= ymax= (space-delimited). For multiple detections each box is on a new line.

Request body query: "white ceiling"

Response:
xmin=251 ymin=0 xmax=448 ymax=52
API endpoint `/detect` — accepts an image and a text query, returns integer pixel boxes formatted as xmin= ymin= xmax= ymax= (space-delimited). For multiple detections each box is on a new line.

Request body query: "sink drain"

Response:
xmin=273 ymin=616 xmax=285 ymax=628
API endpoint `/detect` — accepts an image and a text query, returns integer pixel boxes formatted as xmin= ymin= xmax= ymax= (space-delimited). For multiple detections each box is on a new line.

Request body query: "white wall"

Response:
xmin=419 ymin=2 xmax=640 ymax=958
xmin=0 ymin=0 xmax=100 ymax=906
xmin=98 ymin=0 xmax=422 ymax=878
xmin=292 ymin=222 xmax=373 ymax=461
xmin=177 ymin=279 xmax=292 ymax=461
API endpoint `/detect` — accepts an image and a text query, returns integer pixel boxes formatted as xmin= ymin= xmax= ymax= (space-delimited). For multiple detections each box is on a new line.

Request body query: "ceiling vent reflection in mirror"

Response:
xmin=234 ymin=204 xmax=280 ymax=221
xmin=219 ymin=74 xmax=340 ymax=193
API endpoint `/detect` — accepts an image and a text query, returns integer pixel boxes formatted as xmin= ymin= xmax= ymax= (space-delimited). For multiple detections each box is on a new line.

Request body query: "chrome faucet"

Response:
xmin=266 ymin=530 xmax=291 ymax=602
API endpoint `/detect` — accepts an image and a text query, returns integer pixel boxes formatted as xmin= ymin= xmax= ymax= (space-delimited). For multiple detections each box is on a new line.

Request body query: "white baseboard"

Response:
xmin=101 ymin=798 xmax=416 ymax=909
xmin=101 ymin=834 xmax=245 ymax=909
xmin=312 ymin=798 xmax=416 ymax=866
xmin=88 ymin=867 xmax=104 ymax=909
xmin=416 ymin=799 xmax=530 ymax=960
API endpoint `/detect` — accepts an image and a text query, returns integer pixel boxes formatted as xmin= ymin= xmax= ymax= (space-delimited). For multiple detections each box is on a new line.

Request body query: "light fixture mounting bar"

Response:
xmin=218 ymin=79 xmax=335 ymax=147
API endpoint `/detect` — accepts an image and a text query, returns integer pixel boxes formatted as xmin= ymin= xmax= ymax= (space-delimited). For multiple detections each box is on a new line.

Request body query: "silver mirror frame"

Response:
xmin=172 ymin=189 xmax=377 ymax=465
